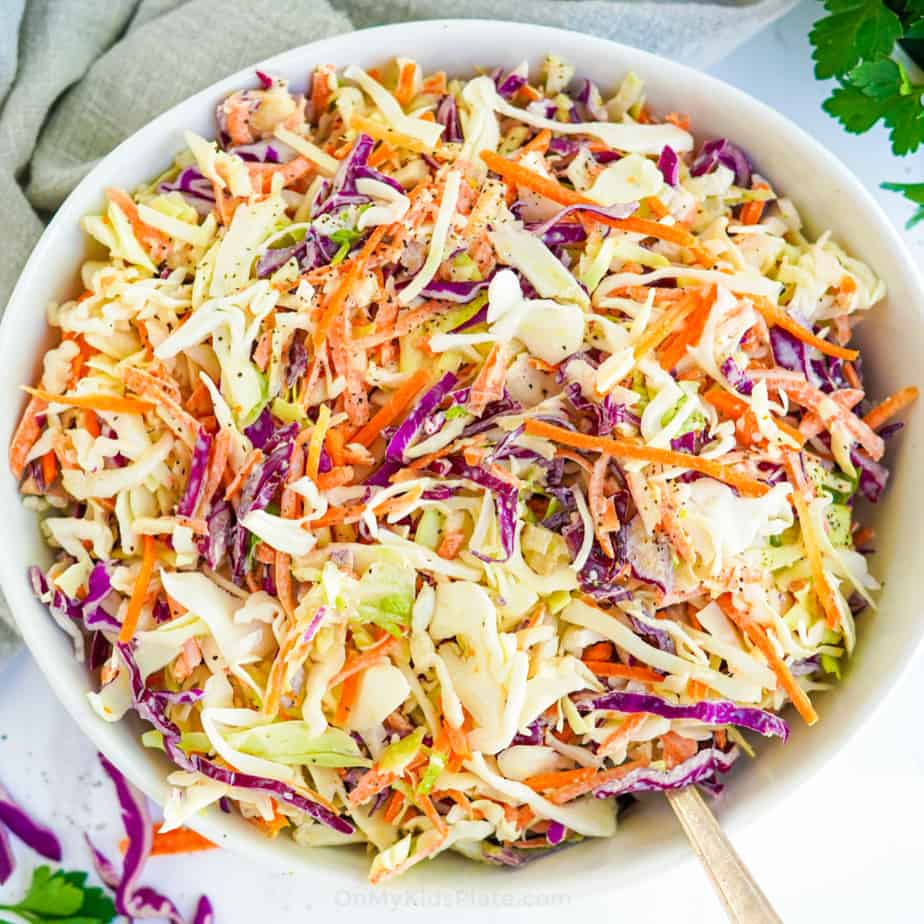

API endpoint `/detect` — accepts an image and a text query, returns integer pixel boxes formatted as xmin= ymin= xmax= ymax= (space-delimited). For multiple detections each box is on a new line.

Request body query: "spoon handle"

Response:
xmin=665 ymin=786 xmax=783 ymax=924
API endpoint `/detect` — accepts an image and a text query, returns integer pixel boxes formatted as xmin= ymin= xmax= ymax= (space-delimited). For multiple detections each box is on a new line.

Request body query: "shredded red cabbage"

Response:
xmin=546 ymin=820 xmax=566 ymax=845
xmin=177 ymin=428 xmax=212 ymax=517
xmin=657 ymin=145 xmax=679 ymax=186
xmin=592 ymin=746 xmax=740 ymax=798
xmin=385 ymin=372 xmax=458 ymax=462
xmin=581 ymin=691 xmax=789 ymax=740
xmin=435 ymin=95 xmax=462 ymax=143
xmin=418 ymin=278 xmax=492 ymax=303
xmin=157 ymin=167 xmax=216 ymax=217
xmin=531 ymin=202 xmax=637 ymax=239
xmin=691 ymin=138 xmax=753 ymax=187
xmin=447 ymin=459 xmax=519 ymax=561
xmin=493 ymin=66 xmax=527 ymax=99
xmin=720 ymin=356 xmax=754 ymax=396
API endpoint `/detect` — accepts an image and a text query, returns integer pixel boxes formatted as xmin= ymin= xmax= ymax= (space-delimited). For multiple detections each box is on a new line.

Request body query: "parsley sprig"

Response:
xmin=810 ymin=0 xmax=924 ymax=226
xmin=0 ymin=866 xmax=116 ymax=924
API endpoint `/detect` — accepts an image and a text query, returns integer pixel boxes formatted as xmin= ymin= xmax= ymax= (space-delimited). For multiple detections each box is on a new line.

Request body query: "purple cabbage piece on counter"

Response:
xmin=592 ymin=747 xmax=741 ymax=799
xmin=0 ymin=778 xmax=63 ymax=884
xmin=581 ymin=691 xmax=789 ymax=740
xmin=93 ymin=752 xmax=214 ymax=923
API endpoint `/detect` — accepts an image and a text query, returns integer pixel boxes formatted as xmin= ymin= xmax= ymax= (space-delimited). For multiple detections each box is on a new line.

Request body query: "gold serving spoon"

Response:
xmin=665 ymin=786 xmax=783 ymax=923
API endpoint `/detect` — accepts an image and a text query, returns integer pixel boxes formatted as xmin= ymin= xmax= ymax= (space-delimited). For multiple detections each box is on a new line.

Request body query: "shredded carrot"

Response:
xmin=351 ymin=368 xmax=430 ymax=447
xmin=348 ymin=767 xmax=397 ymax=807
xmin=118 ymin=535 xmax=156 ymax=643
xmin=416 ymin=792 xmax=448 ymax=837
xmin=314 ymin=223 xmax=390 ymax=350
xmin=599 ymin=713 xmax=648 ymax=756
xmin=150 ymin=824 xmax=217 ymax=856
xmin=349 ymin=113 xmax=431 ymax=153
xmin=330 ymin=636 xmax=400 ymax=688
xmin=739 ymin=183 xmax=769 ymax=226
xmin=82 ymin=409 xmax=101 ymax=439
xmin=9 ymin=394 xmax=47 ymax=479
xmin=546 ymin=760 xmax=647 ymax=805
xmin=333 ymin=669 xmax=361 ymax=727
xmin=853 ymin=525 xmax=874 ymax=547
xmin=717 ymin=593 xmax=818 ymax=726
xmin=468 ymin=342 xmax=509 ymax=415
xmin=582 ymin=661 xmax=664 ymax=684
xmin=310 ymin=68 xmax=333 ymax=118
xmin=643 ymin=195 xmax=669 ymax=219
xmin=749 ymin=296 xmax=858 ymax=361
xmin=703 ymin=385 xmax=806 ymax=448
xmin=523 ymin=767 xmax=595 ymax=793
xmin=223 ymin=448 xmax=263 ymax=501
xmin=686 ymin=679 xmax=712 ymax=700
xmin=783 ymin=453 xmax=843 ymax=631
xmin=394 ymin=60 xmax=418 ymax=106
xmin=383 ymin=789 xmax=406 ymax=824
xmin=479 ymin=150 xmax=712 ymax=259
xmin=513 ymin=128 xmax=552 ymax=160
xmin=658 ymin=286 xmax=715 ymax=371
xmin=421 ymin=71 xmax=447 ymax=95
xmin=23 ymin=386 xmax=152 ymax=415
xmin=40 ymin=451 xmax=58 ymax=486
xmin=444 ymin=719 xmax=471 ymax=759
xmin=248 ymin=806 xmax=290 ymax=838
xmin=862 ymin=386 xmax=919 ymax=431
xmin=660 ymin=731 xmax=698 ymax=769
xmin=523 ymin=418 xmax=769 ymax=497
xmin=582 ymin=641 xmax=615 ymax=661
xmin=436 ymin=530 xmax=466 ymax=560
xmin=632 ymin=292 xmax=701 ymax=361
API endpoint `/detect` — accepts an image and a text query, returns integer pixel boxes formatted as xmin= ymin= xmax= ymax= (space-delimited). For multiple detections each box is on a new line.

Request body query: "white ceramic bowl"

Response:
xmin=2 ymin=19 xmax=922 ymax=894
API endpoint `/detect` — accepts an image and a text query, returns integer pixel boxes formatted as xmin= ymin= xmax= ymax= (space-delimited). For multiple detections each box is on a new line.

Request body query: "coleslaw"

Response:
xmin=9 ymin=55 xmax=917 ymax=882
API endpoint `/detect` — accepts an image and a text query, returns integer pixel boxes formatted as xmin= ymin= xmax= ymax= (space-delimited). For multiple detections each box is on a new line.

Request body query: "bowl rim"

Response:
xmin=2 ymin=17 xmax=923 ymax=889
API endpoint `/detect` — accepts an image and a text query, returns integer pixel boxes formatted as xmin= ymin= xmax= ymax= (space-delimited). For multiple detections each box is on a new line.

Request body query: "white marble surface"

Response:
xmin=1 ymin=2 xmax=923 ymax=921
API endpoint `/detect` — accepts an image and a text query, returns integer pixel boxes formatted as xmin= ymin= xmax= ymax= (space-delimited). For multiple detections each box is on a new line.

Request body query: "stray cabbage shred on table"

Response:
xmin=9 ymin=54 xmax=917 ymax=883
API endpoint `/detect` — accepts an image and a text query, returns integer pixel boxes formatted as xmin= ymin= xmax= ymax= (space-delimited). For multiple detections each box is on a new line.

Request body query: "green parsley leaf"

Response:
xmin=823 ymin=84 xmax=884 ymax=132
xmin=823 ymin=54 xmax=924 ymax=155
xmin=810 ymin=0 xmax=903 ymax=79
xmin=0 ymin=866 xmax=116 ymax=924
xmin=848 ymin=57 xmax=909 ymax=97
xmin=882 ymin=180 xmax=924 ymax=227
